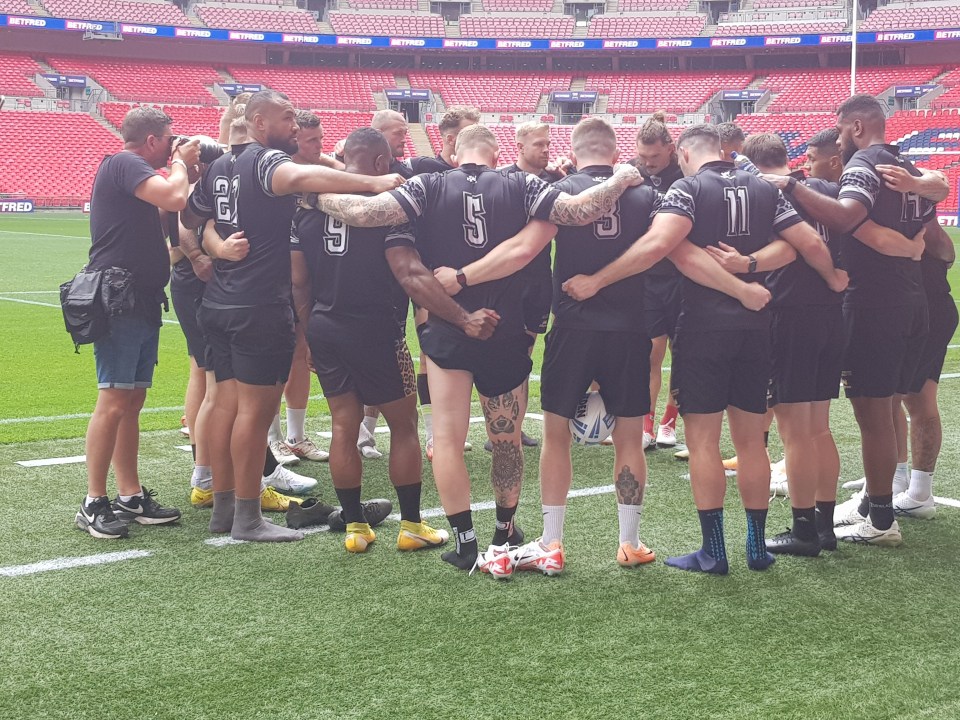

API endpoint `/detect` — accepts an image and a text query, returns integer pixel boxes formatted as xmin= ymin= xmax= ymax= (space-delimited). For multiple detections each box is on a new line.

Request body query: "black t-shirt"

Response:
xmin=629 ymin=158 xmax=684 ymax=281
xmin=390 ymin=158 xmax=415 ymax=180
xmin=389 ymin=163 xmax=560 ymax=338
xmin=88 ymin=151 xmax=169 ymax=324
xmin=551 ymin=165 xmax=660 ymax=333
xmin=188 ymin=141 xmax=296 ymax=308
xmin=405 ymin=154 xmax=454 ymax=175
xmin=500 ymin=162 xmax=559 ymax=282
xmin=660 ymin=161 xmax=803 ymax=331
xmin=290 ymin=201 xmax=411 ymax=331
xmin=765 ymin=172 xmax=844 ymax=308
xmin=921 ymin=253 xmax=952 ymax=299
xmin=838 ymin=144 xmax=935 ymax=307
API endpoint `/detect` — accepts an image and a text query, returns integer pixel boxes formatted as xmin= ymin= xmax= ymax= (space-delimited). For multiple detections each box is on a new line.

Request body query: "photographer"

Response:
xmin=76 ymin=106 xmax=200 ymax=539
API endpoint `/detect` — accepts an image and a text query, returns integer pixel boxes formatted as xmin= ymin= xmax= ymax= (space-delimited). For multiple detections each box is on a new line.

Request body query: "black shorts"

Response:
xmin=643 ymin=272 xmax=682 ymax=340
xmin=198 ymin=303 xmax=295 ymax=386
xmin=672 ymin=326 xmax=771 ymax=415
xmin=769 ymin=305 xmax=844 ymax=406
xmin=522 ymin=275 xmax=552 ymax=335
xmin=841 ymin=302 xmax=928 ymax=399
xmin=418 ymin=320 xmax=532 ymax=398
xmin=908 ymin=294 xmax=958 ymax=393
xmin=540 ymin=327 xmax=651 ymax=419
xmin=170 ymin=273 xmax=206 ymax=367
xmin=307 ymin=313 xmax=416 ymax=406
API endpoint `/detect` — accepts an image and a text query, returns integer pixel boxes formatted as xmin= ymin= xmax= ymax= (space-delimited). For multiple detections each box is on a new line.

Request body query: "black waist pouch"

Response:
xmin=59 ymin=266 xmax=135 ymax=352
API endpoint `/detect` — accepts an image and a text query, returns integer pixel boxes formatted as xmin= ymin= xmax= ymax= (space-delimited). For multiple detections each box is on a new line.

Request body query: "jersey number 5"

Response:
xmin=324 ymin=215 xmax=349 ymax=256
xmin=723 ymin=186 xmax=750 ymax=237
xmin=463 ymin=193 xmax=488 ymax=248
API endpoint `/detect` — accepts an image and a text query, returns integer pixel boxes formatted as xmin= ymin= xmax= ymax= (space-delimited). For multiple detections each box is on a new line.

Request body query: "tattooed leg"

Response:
xmin=481 ymin=385 xmax=525 ymax=512
xmin=611 ymin=416 xmax=648 ymax=506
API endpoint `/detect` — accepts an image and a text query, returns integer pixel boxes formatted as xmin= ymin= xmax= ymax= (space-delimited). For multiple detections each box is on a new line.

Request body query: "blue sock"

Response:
xmin=665 ymin=509 xmax=728 ymax=575
xmin=746 ymin=508 xmax=776 ymax=570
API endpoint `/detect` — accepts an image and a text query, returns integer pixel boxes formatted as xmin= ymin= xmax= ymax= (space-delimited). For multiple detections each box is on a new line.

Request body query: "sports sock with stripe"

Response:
xmin=746 ymin=508 xmax=775 ymax=570
xmin=286 ymin=408 xmax=306 ymax=444
xmin=442 ymin=510 xmax=478 ymax=570
xmin=791 ymin=506 xmax=818 ymax=541
xmin=659 ymin=404 xmax=678 ymax=428
xmin=664 ymin=508 xmax=728 ymax=574
xmin=492 ymin=503 xmax=517 ymax=545
xmin=542 ymin=504 xmax=566 ymax=545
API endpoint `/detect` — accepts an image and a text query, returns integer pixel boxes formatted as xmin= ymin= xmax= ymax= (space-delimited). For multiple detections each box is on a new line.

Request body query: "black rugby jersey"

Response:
xmin=838 ymin=144 xmax=935 ymax=307
xmin=290 ymin=200 xmax=411 ymax=328
xmin=405 ymin=154 xmax=454 ymax=175
xmin=765 ymin=172 xmax=843 ymax=308
xmin=188 ymin=141 xmax=296 ymax=308
xmin=390 ymin=159 xmax=415 ymax=180
xmin=551 ymin=165 xmax=660 ymax=333
xmin=389 ymin=163 xmax=560 ymax=337
xmin=630 ymin=158 xmax=683 ymax=282
xmin=659 ymin=160 xmax=803 ymax=331
xmin=921 ymin=253 xmax=952 ymax=299
xmin=500 ymin=162 xmax=560 ymax=282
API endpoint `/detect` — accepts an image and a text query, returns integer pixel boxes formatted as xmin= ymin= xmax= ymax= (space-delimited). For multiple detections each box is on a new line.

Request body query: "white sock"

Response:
xmin=358 ymin=422 xmax=374 ymax=447
xmin=268 ymin=414 xmax=282 ymax=444
xmin=908 ymin=469 xmax=933 ymax=501
xmin=118 ymin=488 xmax=143 ymax=503
xmin=85 ymin=495 xmax=100 ymax=505
xmin=422 ymin=406 xmax=433 ymax=443
xmin=542 ymin=504 xmax=567 ymax=545
xmin=363 ymin=415 xmax=378 ymax=435
xmin=893 ymin=462 xmax=909 ymax=495
xmin=191 ymin=465 xmax=213 ymax=489
xmin=286 ymin=408 xmax=307 ymax=444
xmin=617 ymin=503 xmax=642 ymax=547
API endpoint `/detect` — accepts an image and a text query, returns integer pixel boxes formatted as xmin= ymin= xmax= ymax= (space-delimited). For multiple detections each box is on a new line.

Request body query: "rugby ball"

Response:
xmin=569 ymin=391 xmax=616 ymax=445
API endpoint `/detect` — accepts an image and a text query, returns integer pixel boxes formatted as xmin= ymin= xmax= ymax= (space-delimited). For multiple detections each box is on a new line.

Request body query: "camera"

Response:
xmin=172 ymin=135 xmax=225 ymax=164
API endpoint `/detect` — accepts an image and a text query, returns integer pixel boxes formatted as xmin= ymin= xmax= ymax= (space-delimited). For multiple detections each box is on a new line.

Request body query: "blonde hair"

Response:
xmin=455 ymin=124 xmax=499 ymax=155
xmin=516 ymin=121 xmax=550 ymax=143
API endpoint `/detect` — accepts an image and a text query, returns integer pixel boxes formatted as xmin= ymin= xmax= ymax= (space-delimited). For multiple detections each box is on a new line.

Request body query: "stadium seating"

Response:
xmin=348 ymin=0 xmax=418 ymax=8
xmin=933 ymin=68 xmax=960 ymax=111
xmin=0 ymin=53 xmax=44 ymax=98
xmin=328 ymin=11 xmax=445 ymax=36
xmin=481 ymin=0 xmax=553 ymax=11
xmin=0 ymin=111 xmax=119 ymax=205
xmin=861 ymin=2 xmax=960 ymax=31
xmin=46 ymin=56 xmax=222 ymax=104
xmin=459 ymin=13 xmax=574 ymax=38
xmin=195 ymin=5 xmax=322 ymax=32
xmin=227 ymin=66 xmax=392 ymax=109
xmin=713 ymin=20 xmax=847 ymax=35
xmin=587 ymin=13 xmax=707 ymax=37
xmin=762 ymin=65 xmax=942 ymax=113
xmin=584 ymin=71 xmax=754 ymax=113
xmin=40 ymin=0 xmax=190 ymax=25
xmin=752 ymin=0 xmax=840 ymax=7
xmin=0 ymin=0 xmax=35 ymax=15
xmin=408 ymin=71 xmax=572 ymax=112
xmin=618 ymin=0 xmax=689 ymax=10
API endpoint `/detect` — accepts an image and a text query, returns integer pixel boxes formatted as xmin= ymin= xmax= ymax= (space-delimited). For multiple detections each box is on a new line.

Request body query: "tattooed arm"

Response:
xmin=305 ymin=192 xmax=410 ymax=228
xmin=547 ymin=164 xmax=643 ymax=226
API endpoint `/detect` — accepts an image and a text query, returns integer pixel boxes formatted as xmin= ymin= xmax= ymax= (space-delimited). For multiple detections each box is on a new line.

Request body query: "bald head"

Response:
xmin=372 ymin=109 xmax=408 ymax=158
xmin=244 ymin=90 xmax=298 ymax=154
xmin=836 ymin=93 xmax=887 ymax=163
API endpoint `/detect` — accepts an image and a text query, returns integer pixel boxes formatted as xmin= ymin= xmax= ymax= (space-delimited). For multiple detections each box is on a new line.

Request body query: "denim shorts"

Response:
xmin=94 ymin=314 xmax=160 ymax=390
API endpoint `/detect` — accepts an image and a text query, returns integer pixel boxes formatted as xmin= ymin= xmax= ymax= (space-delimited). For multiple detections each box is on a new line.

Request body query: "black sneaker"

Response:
xmin=286 ymin=497 xmax=336 ymax=529
xmin=76 ymin=496 xmax=129 ymax=539
xmin=765 ymin=528 xmax=821 ymax=557
xmin=112 ymin=487 xmax=182 ymax=525
xmin=326 ymin=498 xmax=393 ymax=532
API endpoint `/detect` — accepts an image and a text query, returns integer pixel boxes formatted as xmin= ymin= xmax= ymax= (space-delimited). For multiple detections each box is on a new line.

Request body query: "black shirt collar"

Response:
xmin=699 ymin=160 xmax=736 ymax=174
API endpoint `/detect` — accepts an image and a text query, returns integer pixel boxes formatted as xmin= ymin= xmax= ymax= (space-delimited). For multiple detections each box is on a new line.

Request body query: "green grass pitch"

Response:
xmin=1 ymin=212 xmax=960 ymax=719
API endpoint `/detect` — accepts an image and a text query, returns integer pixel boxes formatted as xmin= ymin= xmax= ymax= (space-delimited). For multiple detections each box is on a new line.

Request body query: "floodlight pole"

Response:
xmin=850 ymin=0 xmax=858 ymax=95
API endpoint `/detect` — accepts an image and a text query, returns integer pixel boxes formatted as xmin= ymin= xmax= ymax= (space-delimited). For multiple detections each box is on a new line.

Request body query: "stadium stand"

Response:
xmin=587 ymin=13 xmax=707 ymax=37
xmin=194 ymin=5 xmax=323 ymax=32
xmin=761 ymin=65 xmax=943 ymax=113
xmin=0 ymin=111 xmax=119 ymax=205
xmin=226 ymin=66 xmax=392 ymax=109
xmin=584 ymin=70 xmax=754 ymax=113
xmin=480 ymin=0 xmax=553 ymax=10
xmin=752 ymin=0 xmax=840 ymax=7
xmin=458 ymin=13 xmax=575 ymax=38
xmin=39 ymin=0 xmax=191 ymax=25
xmin=347 ymin=0 xmax=418 ymax=8
xmin=713 ymin=20 xmax=847 ymax=35
xmin=0 ymin=0 xmax=35 ymax=14
xmin=46 ymin=56 xmax=222 ymax=104
xmin=0 ymin=53 xmax=44 ymax=98
xmin=328 ymin=10 xmax=445 ymax=36
xmin=933 ymin=68 xmax=960 ymax=110
xmin=618 ymin=0 xmax=689 ymax=9
xmin=860 ymin=0 xmax=960 ymax=31
xmin=408 ymin=71 xmax=573 ymax=112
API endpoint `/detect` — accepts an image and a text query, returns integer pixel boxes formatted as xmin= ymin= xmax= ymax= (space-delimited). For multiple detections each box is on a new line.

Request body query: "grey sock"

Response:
xmin=231 ymin=497 xmax=304 ymax=543
xmin=209 ymin=490 xmax=235 ymax=534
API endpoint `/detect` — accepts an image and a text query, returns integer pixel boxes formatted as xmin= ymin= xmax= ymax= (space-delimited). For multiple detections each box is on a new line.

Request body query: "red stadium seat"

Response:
xmin=588 ymin=13 xmax=707 ymax=37
xmin=47 ymin=56 xmax=222 ymax=104
xmin=196 ymin=5 xmax=322 ymax=32
xmin=0 ymin=53 xmax=44 ymax=97
xmin=328 ymin=11 xmax=444 ymax=36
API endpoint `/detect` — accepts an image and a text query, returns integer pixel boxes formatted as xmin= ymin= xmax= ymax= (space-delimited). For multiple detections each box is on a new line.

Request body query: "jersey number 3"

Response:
xmin=593 ymin=203 xmax=621 ymax=240
xmin=463 ymin=193 xmax=488 ymax=248
xmin=723 ymin=186 xmax=750 ymax=237
xmin=324 ymin=215 xmax=349 ymax=256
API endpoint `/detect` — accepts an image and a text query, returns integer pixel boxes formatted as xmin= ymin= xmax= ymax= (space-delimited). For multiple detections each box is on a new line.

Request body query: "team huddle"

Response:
xmin=76 ymin=89 xmax=957 ymax=578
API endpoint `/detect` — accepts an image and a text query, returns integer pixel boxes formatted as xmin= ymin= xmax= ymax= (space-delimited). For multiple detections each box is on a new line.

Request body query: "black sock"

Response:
xmin=394 ymin=483 xmax=422 ymax=523
xmin=698 ymin=508 xmax=727 ymax=561
xmin=442 ymin=510 xmax=477 ymax=569
xmin=869 ymin=493 xmax=894 ymax=531
xmin=416 ymin=373 xmax=431 ymax=405
xmin=791 ymin=506 xmax=818 ymax=541
xmin=815 ymin=501 xmax=836 ymax=532
xmin=191 ymin=444 xmax=196 ymax=462
xmin=763 ymin=431 xmax=769 ymax=447
xmin=857 ymin=492 xmax=871 ymax=518
xmin=491 ymin=503 xmax=517 ymax=545
xmin=335 ymin=487 xmax=364 ymax=525
xmin=746 ymin=508 xmax=775 ymax=570
xmin=263 ymin=446 xmax=278 ymax=477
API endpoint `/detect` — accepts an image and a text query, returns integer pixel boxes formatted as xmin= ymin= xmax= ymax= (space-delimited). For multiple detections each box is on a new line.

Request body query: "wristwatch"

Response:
xmin=456 ymin=269 xmax=468 ymax=288
xmin=747 ymin=255 xmax=758 ymax=274
xmin=784 ymin=176 xmax=798 ymax=195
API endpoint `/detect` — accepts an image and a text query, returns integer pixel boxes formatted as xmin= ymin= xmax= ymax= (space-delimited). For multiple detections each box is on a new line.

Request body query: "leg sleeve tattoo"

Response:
xmin=615 ymin=465 xmax=644 ymax=506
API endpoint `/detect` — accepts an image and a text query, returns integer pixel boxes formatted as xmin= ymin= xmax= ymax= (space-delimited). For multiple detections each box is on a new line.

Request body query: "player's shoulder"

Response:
xmin=804 ymin=177 xmax=840 ymax=197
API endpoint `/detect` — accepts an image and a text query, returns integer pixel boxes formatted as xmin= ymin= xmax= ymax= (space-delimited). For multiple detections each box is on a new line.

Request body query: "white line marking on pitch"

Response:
xmin=16 ymin=455 xmax=87 ymax=468
xmin=0 ymin=230 xmax=89 ymax=239
xmin=6 ymin=405 xmax=186 ymax=428
xmin=934 ymin=496 xmax=960 ymax=508
xmin=0 ymin=290 xmax=59 ymax=295
xmin=314 ymin=413 xmax=543 ymax=438
xmin=0 ymin=296 xmax=181 ymax=325
xmin=0 ymin=550 xmax=151 ymax=577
